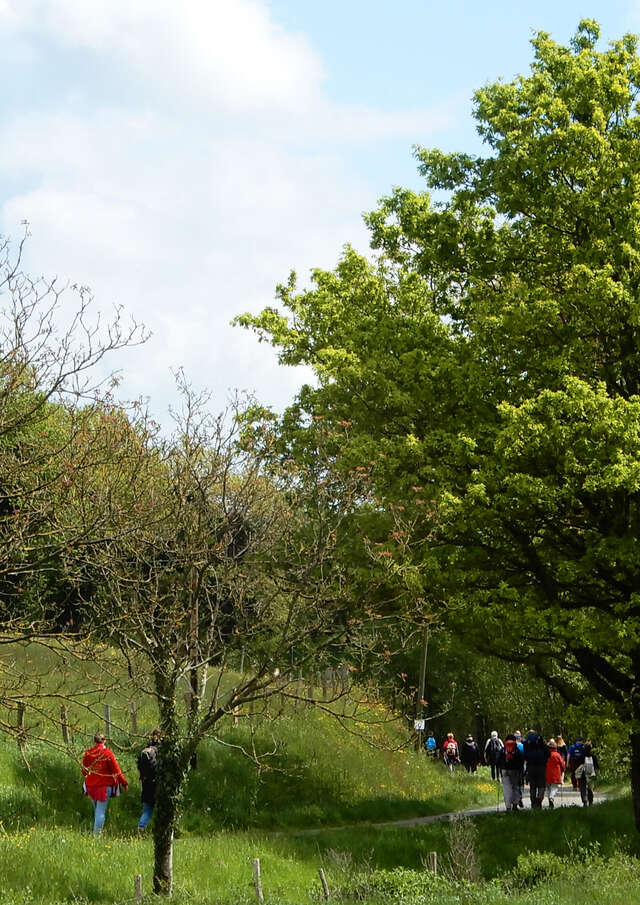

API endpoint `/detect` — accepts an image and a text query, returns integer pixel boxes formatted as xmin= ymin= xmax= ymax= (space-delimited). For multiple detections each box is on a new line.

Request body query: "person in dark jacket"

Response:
xmin=567 ymin=738 xmax=586 ymax=789
xmin=137 ymin=728 xmax=162 ymax=832
xmin=460 ymin=735 xmax=481 ymax=773
xmin=575 ymin=741 xmax=599 ymax=807
xmin=523 ymin=729 xmax=549 ymax=808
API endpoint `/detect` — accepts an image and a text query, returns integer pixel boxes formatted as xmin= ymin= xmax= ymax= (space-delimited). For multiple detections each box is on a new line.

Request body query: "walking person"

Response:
xmin=497 ymin=734 xmax=525 ymax=811
xmin=545 ymin=738 xmax=565 ymax=808
xmin=576 ymin=742 xmax=599 ymax=806
xmin=555 ymin=734 xmax=568 ymax=771
xmin=424 ymin=730 xmax=438 ymax=757
xmin=513 ymin=730 xmax=525 ymax=807
xmin=523 ymin=729 xmax=549 ymax=808
xmin=442 ymin=733 xmax=460 ymax=772
xmin=483 ymin=731 xmax=503 ymax=780
xmin=460 ymin=735 xmax=481 ymax=773
xmin=567 ymin=737 xmax=586 ymax=789
xmin=82 ymin=732 xmax=128 ymax=835
xmin=137 ymin=727 xmax=162 ymax=833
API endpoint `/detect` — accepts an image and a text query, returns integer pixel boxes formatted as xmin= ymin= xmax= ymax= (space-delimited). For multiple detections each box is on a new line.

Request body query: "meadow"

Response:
xmin=0 ymin=642 xmax=637 ymax=904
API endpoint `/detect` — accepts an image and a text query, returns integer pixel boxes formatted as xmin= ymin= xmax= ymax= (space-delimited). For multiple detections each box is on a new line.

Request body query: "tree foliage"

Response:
xmin=238 ymin=22 xmax=640 ymax=827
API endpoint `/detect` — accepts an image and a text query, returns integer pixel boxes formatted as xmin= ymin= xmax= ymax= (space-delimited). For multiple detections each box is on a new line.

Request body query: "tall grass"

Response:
xmin=0 ymin=801 xmax=638 ymax=904
xmin=0 ymin=703 xmax=497 ymax=834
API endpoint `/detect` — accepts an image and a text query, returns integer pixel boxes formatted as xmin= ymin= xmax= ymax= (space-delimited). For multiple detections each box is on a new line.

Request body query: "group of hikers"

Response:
xmin=81 ymin=723 xmax=599 ymax=834
xmin=425 ymin=729 xmax=599 ymax=810
xmin=81 ymin=729 xmax=161 ymax=835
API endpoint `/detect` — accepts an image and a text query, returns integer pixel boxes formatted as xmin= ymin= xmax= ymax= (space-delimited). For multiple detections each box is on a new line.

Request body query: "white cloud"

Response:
xmin=8 ymin=0 xmax=326 ymax=115
xmin=0 ymin=0 xmax=449 ymax=421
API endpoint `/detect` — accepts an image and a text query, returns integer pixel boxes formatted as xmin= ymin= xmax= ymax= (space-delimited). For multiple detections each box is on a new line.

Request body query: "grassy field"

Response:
xmin=0 ymin=797 xmax=637 ymax=904
xmin=0 ymin=642 xmax=637 ymax=904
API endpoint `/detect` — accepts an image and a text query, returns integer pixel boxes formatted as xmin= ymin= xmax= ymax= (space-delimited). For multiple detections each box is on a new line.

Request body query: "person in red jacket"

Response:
xmin=82 ymin=732 xmax=128 ymax=835
xmin=545 ymin=738 xmax=565 ymax=808
xmin=442 ymin=732 xmax=460 ymax=773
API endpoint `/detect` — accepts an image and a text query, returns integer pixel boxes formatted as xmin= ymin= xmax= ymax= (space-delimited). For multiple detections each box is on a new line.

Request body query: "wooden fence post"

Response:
xmin=427 ymin=851 xmax=438 ymax=874
xmin=60 ymin=706 xmax=70 ymax=745
xmin=318 ymin=867 xmax=330 ymax=900
xmin=252 ymin=858 xmax=264 ymax=903
xmin=134 ymin=874 xmax=143 ymax=903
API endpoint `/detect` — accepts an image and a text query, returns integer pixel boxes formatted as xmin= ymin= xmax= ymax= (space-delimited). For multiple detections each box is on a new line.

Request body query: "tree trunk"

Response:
xmin=630 ymin=730 xmax=640 ymax=833
xmin=153 ymin=750 xmax=188 ymax=896
xmin=154 ymin=828 xmax=174 ymax=897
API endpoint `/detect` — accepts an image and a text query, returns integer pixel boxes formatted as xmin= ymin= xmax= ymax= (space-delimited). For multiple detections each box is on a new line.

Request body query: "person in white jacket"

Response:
xmin=483 ymin=730 xmax=504 ymax=780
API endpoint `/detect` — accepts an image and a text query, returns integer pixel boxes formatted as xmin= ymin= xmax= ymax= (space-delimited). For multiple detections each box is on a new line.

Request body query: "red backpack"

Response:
xmin=504 ymin=738 xmax=521 ymax=766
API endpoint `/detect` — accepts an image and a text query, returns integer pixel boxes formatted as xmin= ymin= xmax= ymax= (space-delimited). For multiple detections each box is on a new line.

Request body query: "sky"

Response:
xmin=0 ymin=0 xmax=639 ymax=424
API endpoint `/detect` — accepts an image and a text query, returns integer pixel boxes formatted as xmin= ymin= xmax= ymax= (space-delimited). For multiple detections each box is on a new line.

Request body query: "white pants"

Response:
xmin=547 ymin=782 xmax=561 ymax=801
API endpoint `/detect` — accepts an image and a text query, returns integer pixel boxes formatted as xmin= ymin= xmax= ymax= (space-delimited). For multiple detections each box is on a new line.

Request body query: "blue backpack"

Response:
xmin=425 ymin=735 xmax=437 ymax=752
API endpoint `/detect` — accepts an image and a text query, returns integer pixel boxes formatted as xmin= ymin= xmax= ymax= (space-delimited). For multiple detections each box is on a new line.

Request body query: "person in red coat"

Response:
xmin=82 ymin=732 xmax=128 ymax=834
xmin=545 ymin=738 xmax=565 ymax=808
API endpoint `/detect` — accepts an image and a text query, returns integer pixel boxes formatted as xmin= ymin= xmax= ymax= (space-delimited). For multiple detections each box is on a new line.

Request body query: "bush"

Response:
xmin=328 ymin=867 xmax=460 ymax=903
xmin=508 ymin=850 xmax=563 ymax=889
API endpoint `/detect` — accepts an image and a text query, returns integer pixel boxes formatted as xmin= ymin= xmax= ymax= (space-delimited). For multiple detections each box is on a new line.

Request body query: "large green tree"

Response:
xmin=239 ymin=21 xmax=640 ymax=827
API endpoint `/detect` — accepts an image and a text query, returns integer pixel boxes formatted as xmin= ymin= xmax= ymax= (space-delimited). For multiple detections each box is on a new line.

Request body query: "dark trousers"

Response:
xmin=579 ymin=773 xmax=594 ymax=806
xmin=528 ymin=763 xmax=546 ymax=807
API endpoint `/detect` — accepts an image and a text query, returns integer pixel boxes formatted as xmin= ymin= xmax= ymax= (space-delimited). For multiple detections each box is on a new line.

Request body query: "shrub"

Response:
xmin=508 ymin=850 xmax=563 ymax=889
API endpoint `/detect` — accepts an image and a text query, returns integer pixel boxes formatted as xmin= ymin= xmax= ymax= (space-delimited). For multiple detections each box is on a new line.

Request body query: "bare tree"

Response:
xmin=0 ymin=230 xmax=147 ymax=715
xmin=62 ymin=378 xmax=391 ymax=895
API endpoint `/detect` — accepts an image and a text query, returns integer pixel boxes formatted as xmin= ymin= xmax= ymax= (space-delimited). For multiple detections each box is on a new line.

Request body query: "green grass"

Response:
xmin=0 ymin=800 xmax=638 ymax=904
xmin=0 ymin=718 xmax=497 ymax=835
xmin=0 ymin=642 xmax=636 ymax=904
xmin=0 ymin=639 xmax=497 ymax=833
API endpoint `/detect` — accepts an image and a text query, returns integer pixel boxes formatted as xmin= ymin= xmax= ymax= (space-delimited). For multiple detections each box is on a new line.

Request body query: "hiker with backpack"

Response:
xmin=483 ymin=731 xmax=503 ymax=780
xmin=575 ymin=741 xmax=599 ymax=806
xmin=497 ymin=733 xmax=524 ymax=811
xmin=442 ymin=733 xmax=460 ymax=772
xmin=523 ymin=729 xmax=550 ymax=808
xmin=460 ymin=735 xmax=481 ymax=773
xmin=137 ymin=727 xmax=162 ymax=832
xmin=424 ymin=730 xmax=438 ymax=757
xmin=567 ymin=738 xmax=586 ymax=789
